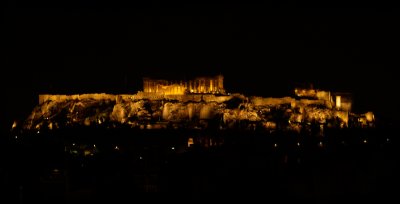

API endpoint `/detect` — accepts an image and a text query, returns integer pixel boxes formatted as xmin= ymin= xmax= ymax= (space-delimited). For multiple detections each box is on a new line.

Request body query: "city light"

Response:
xmin=11 ymin=121 xmax=17 ymax=129
xmin=188 ymin=138 xmax=194 ymax=147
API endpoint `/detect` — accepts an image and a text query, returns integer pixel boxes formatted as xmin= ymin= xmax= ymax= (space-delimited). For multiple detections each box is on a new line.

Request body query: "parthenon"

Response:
xmin=143 ymin=75 xmax=225 ymax=95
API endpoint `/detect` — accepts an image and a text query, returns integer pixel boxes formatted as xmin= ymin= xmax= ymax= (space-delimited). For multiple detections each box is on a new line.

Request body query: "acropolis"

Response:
xmin=25 ymin=75 xmax=374 ymax=132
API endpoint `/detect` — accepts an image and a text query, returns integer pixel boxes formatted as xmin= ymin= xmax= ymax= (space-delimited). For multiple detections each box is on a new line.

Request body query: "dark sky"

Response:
xmin=2 ymin=1 xmax=399 ymax=129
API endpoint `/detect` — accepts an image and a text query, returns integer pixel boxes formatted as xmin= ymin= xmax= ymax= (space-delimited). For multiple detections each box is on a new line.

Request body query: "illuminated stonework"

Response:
xmin=24 ymin=76 xmax=374 ymax=132
xmin=143 ymin=75 xmax=225 ymax=95
xmin=295 ymin=88 xmax=352 ymax=112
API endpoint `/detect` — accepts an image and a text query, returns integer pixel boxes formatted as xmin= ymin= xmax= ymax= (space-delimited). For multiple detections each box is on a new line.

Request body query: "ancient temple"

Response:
xmin=143 ymin=75 xmax=225 ymax=95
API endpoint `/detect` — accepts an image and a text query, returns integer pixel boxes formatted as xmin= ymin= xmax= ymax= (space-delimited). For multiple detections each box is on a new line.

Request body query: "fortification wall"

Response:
xmin=39 ymin=93 xmax=117 ymax=104
xmin=40 ymin=92 xmax=234 ymax=105
xmin=130 ymin=92 xmax=233 ymax=103
xmin=251 ymin=97 xmax=294 ymax=106
xmin=316 ymin=91 xmax=331 ymax=101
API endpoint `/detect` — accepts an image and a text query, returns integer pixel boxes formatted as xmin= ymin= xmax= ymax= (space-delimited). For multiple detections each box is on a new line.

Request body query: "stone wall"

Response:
xmin=251 ymin=96 xmax=294 ymax=106
xmin=39 ymin=93 xmax=117 ymax=104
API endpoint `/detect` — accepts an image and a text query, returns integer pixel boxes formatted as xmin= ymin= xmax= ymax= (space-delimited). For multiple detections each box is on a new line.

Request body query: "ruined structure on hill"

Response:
xmin=26 ymin=75 xmax=374 ymax=132
xmin=143 ymin=75 xmax=225 ymax=95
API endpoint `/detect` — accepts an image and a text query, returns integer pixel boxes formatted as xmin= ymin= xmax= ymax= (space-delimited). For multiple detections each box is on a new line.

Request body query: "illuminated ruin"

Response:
xmin=143 ymin=75 xmax=225 ymax=95
xmin=25 ymin=75 xmax=374 ymax=132
xmin=294 ymin=88 xmax=352 ymax=112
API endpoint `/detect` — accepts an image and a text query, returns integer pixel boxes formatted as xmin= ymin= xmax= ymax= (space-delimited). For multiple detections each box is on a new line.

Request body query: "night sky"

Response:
xmin=3 ymin=1 xmax=399 ymax=130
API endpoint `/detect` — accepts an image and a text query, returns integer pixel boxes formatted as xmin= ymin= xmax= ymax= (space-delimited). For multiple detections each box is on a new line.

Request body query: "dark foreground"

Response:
xmin=1 ymin=127 xmax=399 ymax=203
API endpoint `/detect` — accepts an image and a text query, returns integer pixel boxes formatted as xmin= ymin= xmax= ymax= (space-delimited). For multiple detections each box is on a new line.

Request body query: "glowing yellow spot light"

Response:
xmin=363 ymin=139 xmax=367 ymax=144
xmin=274 ymin=143 xmax=278 ymax=148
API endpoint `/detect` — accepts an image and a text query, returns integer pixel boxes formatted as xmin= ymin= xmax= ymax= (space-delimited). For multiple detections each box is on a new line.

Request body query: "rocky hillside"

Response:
xmin=20 ymin=93 xmax=373 ymax=132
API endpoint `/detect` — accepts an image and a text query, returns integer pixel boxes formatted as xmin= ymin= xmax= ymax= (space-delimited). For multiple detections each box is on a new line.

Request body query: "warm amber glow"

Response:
xmin=31 ymin=75 xmax=375 ymax=132
xmin=294 ymin=88 xmax=317 ymax=98
xmin=336 ymin=96 xmax=341 ymax=109
xmin=188 ymin=137 xmax=194 ymax=147
xmin=143 ymin=75 xmax=225 ymax=95
xmin=365 ymin=112 xmax=374 ymax=122
xmin=12 ymin=121 xmax=17 ymax=129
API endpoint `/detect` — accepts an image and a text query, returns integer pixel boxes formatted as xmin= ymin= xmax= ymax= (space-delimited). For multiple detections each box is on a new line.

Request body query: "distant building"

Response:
xmin=143 ymin=75 xmax=225 ymax=95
